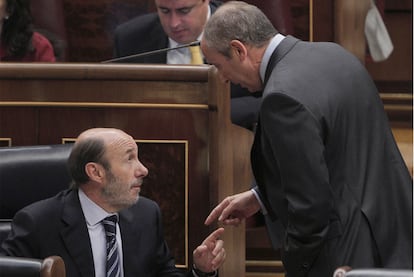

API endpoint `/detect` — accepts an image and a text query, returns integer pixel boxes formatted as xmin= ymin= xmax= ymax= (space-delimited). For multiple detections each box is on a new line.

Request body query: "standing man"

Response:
xmin=1 ymin=128 xmax=225 ymax=277
xmin=201 ymin=1 xmax=413 ymax=276
xmin=113 ymin=0 xmax=261 ymax=130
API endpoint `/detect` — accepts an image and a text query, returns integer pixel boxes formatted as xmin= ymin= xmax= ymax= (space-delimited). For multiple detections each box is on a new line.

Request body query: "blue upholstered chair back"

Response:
xmin=0 ymin=144 xmax=73 ymax=244
xmin=0 ymin=144 xmax=71 ymax=276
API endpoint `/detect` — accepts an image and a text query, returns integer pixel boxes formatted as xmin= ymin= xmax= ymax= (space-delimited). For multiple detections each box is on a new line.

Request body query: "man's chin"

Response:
xmin=126 ymin=190 xmax=140 ymax=206
xmin=131 ymin=190 xmax=140 ymax=202
xmin=126 ymin=195 xmax=140 ymax=207
xmin=133 ymin=195 xmax=140 ymax=204
xmin=170 ymin=34 xmax=192 ymax=45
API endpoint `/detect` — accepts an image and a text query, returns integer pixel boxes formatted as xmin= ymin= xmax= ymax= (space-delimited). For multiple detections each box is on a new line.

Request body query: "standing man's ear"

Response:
xmin=230 ymin=40 xmax=247 ymax=60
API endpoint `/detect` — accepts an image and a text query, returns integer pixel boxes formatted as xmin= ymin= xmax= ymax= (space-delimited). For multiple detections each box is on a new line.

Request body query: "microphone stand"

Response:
xmin=101 ymin=41 xmax=201 ymax=64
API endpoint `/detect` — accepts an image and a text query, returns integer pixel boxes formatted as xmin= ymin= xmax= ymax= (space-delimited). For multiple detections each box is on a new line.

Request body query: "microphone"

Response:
xmin=101 ymin=41 xmax=201 ymax=64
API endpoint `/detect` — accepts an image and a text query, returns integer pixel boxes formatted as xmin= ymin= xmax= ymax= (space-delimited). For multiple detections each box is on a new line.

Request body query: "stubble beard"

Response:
xmin=102 ymin=170 xmax=140 ymax=211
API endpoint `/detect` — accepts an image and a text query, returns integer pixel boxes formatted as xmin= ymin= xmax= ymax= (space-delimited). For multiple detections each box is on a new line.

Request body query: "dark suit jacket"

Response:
xmin=0 ymin=189 xmax=191 ymax=277
xmin=113 ymin=0 xmax=261 ymax=130
xmin=251 ymin=36 xmax=413 ymax=276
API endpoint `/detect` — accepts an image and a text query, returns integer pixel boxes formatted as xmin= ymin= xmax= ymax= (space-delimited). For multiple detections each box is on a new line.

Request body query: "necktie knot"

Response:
xmin=102 ymin=215 xmax=118 ymax=236
xmin=189 ymin=45 xmax=203 ymax=65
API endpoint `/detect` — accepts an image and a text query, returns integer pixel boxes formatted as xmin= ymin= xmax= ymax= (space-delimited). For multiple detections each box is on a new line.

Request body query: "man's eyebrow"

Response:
xmin=125 ymin=147 xmax=137 ymax=155
xmin=158 ymin=3 xmax=197 ymax=11
xmin=177 ymin=3 xmax=196 ymax=10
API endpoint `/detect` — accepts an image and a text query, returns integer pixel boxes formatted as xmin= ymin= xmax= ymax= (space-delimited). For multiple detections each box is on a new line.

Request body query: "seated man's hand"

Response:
xmin=192 ymin=228 xmax=225 ymax=273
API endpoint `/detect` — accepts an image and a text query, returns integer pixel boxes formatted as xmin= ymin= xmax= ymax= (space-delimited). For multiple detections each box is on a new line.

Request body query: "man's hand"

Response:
xmin=193 ymin=228 xmax=225 ymax=273
xmin=204 ymin=190 xmax=260 ymax=226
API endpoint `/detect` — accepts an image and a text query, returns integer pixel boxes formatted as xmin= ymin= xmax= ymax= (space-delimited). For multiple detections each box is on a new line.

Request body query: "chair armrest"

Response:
xmin=0 ymin=255 xmax=66 ymax=277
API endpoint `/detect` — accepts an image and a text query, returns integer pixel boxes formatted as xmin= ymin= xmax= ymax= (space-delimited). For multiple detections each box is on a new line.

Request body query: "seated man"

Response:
xmin=113 ymin=0 xmax=261 ymax=130
xmin=0 ymin=128 xmax=225 ymax=277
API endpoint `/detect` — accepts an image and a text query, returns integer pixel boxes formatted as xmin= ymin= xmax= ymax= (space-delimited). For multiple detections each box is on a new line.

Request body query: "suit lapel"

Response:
xmin=253 ymin=37 xmax=300 ymax=219
xmin=258 ymin=35 xmax=301 ymax=178
xmin=119 ymin=208 xmax=143 ymax=276
xmin=152 ymin=33 xmax=169 ymax=63
xmin=60 ymin=190 xmax=95 ymax=277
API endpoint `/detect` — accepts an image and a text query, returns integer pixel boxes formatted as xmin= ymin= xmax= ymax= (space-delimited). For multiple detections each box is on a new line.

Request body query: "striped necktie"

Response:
xmin=102 ymin=215 xmax=120 ymax=277
xmin=189 ymin=45 xmax=203 ymax=64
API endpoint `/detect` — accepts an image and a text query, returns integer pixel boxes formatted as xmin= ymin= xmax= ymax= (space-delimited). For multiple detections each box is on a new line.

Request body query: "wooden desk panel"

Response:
xmin=0 ymin=63 xmax=252 ymax=277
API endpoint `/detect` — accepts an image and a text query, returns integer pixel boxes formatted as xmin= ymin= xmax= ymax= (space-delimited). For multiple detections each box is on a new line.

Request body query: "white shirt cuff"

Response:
xmin=250 ymin=188 xmax=268 ymax=215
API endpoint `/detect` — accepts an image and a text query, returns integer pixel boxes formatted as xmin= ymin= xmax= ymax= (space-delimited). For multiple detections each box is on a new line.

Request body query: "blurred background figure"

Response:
xmin=0 ymin=0 xmax=55 ymax=62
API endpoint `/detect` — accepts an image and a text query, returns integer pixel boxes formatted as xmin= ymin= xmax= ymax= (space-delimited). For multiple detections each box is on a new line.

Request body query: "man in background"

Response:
xmin=113 ymin=0 xmax=261 ymax=130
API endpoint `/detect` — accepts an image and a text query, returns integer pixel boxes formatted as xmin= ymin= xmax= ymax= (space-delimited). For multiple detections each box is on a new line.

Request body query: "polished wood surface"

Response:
xmin=0 ymin=63 xmax=253 ymax=276
xmin=334 ymin=0 xmax=371 ymax=62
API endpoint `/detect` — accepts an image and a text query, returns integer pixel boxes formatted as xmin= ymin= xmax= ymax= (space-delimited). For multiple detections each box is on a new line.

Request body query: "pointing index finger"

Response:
xmin=205 ymin=199 xmax=231 ymax=225
xmin=205 ymin=227 xmax=225 ymax=243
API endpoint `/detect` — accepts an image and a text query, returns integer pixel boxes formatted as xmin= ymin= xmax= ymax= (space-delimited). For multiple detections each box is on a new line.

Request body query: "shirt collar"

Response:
xmin=259 ymin=34 xmax=286 ymax=83
xmin=78 ymin=188 xmax=117 ymax=226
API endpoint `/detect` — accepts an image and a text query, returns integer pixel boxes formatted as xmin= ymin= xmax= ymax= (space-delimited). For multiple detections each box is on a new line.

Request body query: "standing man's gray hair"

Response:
xmin=203 ymin=1 xmax=278 ymax=57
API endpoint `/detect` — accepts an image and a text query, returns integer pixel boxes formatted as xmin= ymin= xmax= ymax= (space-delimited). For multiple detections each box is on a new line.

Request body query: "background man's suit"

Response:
xmin=252 ymin=36 xmax=412 ymax=276
xmin=0 ymin=189 xmax=191 ymax=277
xmin=113 ymin=1 xmax=261 ymax=130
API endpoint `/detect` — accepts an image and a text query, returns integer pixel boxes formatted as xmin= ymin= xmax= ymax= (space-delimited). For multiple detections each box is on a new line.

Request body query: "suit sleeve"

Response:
xmin=260 ymin=93 xmax=333 ymax=276
xmin=0 ymin=209 xmax=40 ymax=257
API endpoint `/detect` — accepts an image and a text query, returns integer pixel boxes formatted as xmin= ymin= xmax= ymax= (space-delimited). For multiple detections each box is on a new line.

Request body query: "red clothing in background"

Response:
xmin=0 ymin=32 xmax=55 ymax=62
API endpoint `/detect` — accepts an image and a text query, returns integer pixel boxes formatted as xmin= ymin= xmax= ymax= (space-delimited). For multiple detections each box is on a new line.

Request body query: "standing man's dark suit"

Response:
xmin=113 ymin=0 xmax=261 ymax=130
xmin=0 ymin=189 xmax=190 ymax=277
xmin=252 ymin=35 xmax=412 ymax=276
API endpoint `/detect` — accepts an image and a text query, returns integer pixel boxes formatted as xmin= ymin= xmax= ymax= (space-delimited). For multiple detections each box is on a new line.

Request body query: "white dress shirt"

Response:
xmin=78 ymin=189 xmax=124 ymax=277
xmin=259 ymin=33 xmax=286 ymax=83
